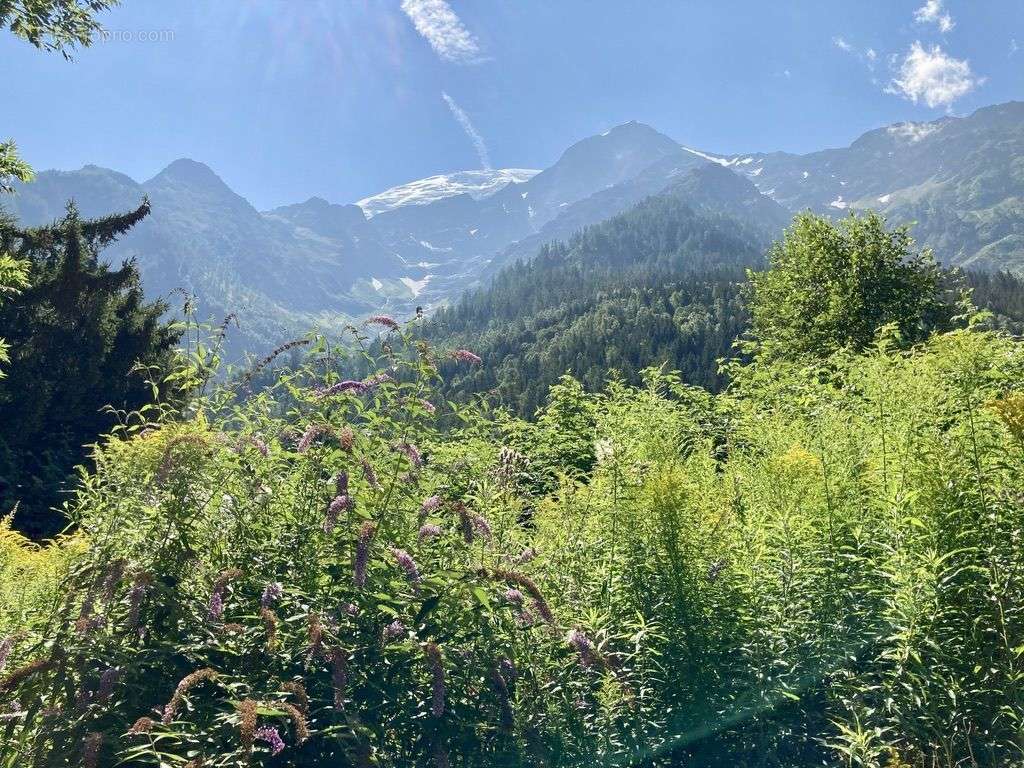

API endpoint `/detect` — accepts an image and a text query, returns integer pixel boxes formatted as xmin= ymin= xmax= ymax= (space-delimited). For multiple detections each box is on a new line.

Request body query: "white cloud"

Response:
xmin=400 ymin=0 xmax=483 ymax=64
xmin=1012 ymin=38 xmax=1020 ymax=57
xmin=442 ymin=92 xmax=492 ymax=170
xmin=914 ymin=0 xmax=954 ymax=33
xmin=887 ymin=121 xmax=942 ymax=142
xmin=833 ymin=36 xmax=854 ymax=52
xmin=886 ymin=42 xmax=981 ymax=108
xmin=866 ymin=48 xmax=877 ymax=62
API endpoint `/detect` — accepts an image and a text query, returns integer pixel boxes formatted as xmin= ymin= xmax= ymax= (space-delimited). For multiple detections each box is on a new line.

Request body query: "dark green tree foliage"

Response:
xmin=426 ymin=194 xmax=767 ymax=415
xmin=0 ymin=200 xmax=179 ymax=537
xmin=748 ymin=211 xmax=961 ymax=361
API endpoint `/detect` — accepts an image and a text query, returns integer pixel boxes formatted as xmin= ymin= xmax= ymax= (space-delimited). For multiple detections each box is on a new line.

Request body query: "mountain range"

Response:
xmin=5 ymin=100 xmax=1024 ymax=355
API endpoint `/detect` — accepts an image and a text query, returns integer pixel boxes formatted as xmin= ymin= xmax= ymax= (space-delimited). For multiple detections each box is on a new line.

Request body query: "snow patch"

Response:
xmin=750 ymin=167 xmax=763 ymax=177
xmin=370 ymin=277 xmax=383 ymax=291
xmin=680 ymin=146 xmax=733 ymax=167
xmin=877 ymin=194 xmax=892 ymax=204
xmin=400 ymin=275 xmax=432 ymax=297
xmin=357 ymin=168 xmax=541 ymax=217
xmin=418 ymin=239 xmax=452 ymax=253
xmin=416 ymin=261 xmax=439 ymax=268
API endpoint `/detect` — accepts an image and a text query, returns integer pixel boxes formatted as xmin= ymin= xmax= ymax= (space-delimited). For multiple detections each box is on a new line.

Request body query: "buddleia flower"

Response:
xmin=297 ymin=424 xmax=333 ymax=452
xmin=162 ymin=668 xmax=219 ymax=724
xmin=490 ymin=664 xmax=514 ymax=731
xmin=307 ymin=612 xmax=324 ymax=661
xmin=282 ymin=681 xmax=309 ymax=714
xmin=420 ymin=495 xmax=442 ymax=519
xmin=339 ymin=426 xmax=355 ymax=452
xmin=503 ymin=588 xmax=524 ymax=606
xmin=361 ymin=458 xmax=381 ymax=491
xmin=316 ymin=380 xmax=369 ymax=398
xmin=364 ymin=372 xmax=393 ymax=389
xmin=424 ymin=642 xmax=446 ymax=717
xmin=255 ymin=726 xmax=285 ymax=756
xmin=207 ymin=591 xmax=225 ymax=622
xmin=324 ymin=494 xmax=352 ymax=534
xmin=418 ymin=523 xmax=442 ymax=541
xmin=237 ymin=699 xmax=258 ymax=756
xmin=82 ymin=732 xmax=103 ymax=768
xmin=0 ymin=658 xmax=52 ymax=694
xmin=567 ymin=628 xmax=606 ymax=670
xmin=420 ymin=398 xmax=436 ymax=414
xmin=280 ymin=702 xmax=310 ymax=742
xmin=97 ymin=667 xmax=120 ymax=701
xmin=451 ymin=349 xmax=482 ymax=364
xmin=354 ymin=522 xmax=377 ymax=588
xmin=383 ymin=620 xmax=406 ymax=642
xmin=487 ymin=569 xmax=555 ymax=625
xmin=127 ymin=717 xmax=154 ymax=735
xmin=261 ymin=608 xmax=279 ymax=651
xmin=261 ymin=582 xmax=283 ymax=608
xmin=394 ymin=441 xmax=423 ymax=468
xmin=329 ymin=647 xmax=348 ymax=710
xmin=334 ymin=471 xmax=349 ymax=495
xmin=390 ymin=547 xmax=422 ymax=589
xmin=367 ymin=314 xmax=400 ymax=331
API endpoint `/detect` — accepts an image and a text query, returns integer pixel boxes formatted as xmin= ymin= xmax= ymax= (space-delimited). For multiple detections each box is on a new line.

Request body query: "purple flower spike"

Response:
xmin=418 ymin=523 xmax=442 ymax=541
xmin=361 ymin=458 xmax=381 ymax=491
xmin=452 ymin=349 xmax=482 ymax=364
xmin=261 ymin=582 xmax=283 ymax=608
xmin=394 ymin=441 xmax=423 ymax=468
xmin=420 ymin=495 xmax=442 ymax=518
xmin=316 ymin=380 xmax=370 ymax=398
xmin=367 ymin=314 xmax=400 ymax=331
xmin=208 ymin=591 xmax=224 ymax=622
xmin=390 ymin=547 xmax=422 ymax=588
xmin=384 ymin=619 xmax=406 ymax=641
xmin=324 ymin=494 xmax=352 ymax=534
xmin=255 ymin=725 xmax=285 ymax=755
xmin=424 ymin=643 xmax=445 ymax=717
xmin=354 ymin=522 xmax=377 ymax=588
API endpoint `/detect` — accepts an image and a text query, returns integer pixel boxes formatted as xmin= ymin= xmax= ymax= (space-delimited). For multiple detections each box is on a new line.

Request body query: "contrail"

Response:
xmin=442 ymin=92 xmax=492 ymax=171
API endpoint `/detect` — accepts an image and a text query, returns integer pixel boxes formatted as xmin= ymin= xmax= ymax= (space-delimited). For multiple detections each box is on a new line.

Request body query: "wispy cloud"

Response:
xmin=442 ymin=92 xmax=492 ymax=170
xmin=833 ymin=36 xmax=853 ymax=53
xmin=914 ymin=0 xmax=955 ymax=33
xmin=886 ymin=41 xmax=981 ymax=109
xmin=1012 ymin=38 xmax=1019 ymax=57
xmin=400 ymin=0 xmax=483 ymax=64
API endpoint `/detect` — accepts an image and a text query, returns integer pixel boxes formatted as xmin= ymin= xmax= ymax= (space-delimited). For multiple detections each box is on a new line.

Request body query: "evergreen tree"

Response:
xmin=0 ymin=200 xmax=179 ymax=537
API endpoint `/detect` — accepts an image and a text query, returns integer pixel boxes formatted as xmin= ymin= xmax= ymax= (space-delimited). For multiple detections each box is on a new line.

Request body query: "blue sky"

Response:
xmin=1 ymin=0 xmax=1021 ymax=209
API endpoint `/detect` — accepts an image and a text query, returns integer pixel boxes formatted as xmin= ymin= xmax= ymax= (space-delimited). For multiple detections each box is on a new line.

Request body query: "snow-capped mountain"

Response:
xmin=356 ymin=169 xmax=539 ymax=218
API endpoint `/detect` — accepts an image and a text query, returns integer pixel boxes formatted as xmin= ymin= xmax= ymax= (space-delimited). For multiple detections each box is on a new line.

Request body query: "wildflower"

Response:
xmin=503 ymin=588 xmax=525 ymax=605
xmin=127 ymin=573 xmax=150 ymax=632
xmin=420 ymin=495 xmax=442 ymax=519
xmin=361 ymin=458 xmax=381 ymax=491
xmin=390 ymin=547 xmax=422 ymax=589
xmin=97 ymin=667 xmax=120 ymax=701
xmin=221 ymin=623 xmax=245 ymax=634
xmin=82 ymin=732 xmax=103 ymax=768
xmin=487 ymin=569 xmax=555 ymax=625
xmin=297 ymin=424 xmax=331 ymax=452
xmin=127 ymin=716 xmax=155 ymax=734
xmin=471 ymin=513 xmax=493 ymax=541
xmin=455 ymin=503 xmax=474 ymax=543
xmin=261 ymin=608 xmax=279 ymax=651
xmin=261 ymin=582 xmax=284 ymax=608
xmin=420 ymin=398 xmax=437 ymax=414
xmin=0 ymin=658 xmax=52 ymax=694
xmin=237 ymin=699 xmax=258 ymax=755
xmin=499 ymin=657 xmax=517 ymax=688
xmin=383 ymin=620 xmax=406 ymax=642
xmin=567 ymin=628 xmax=606 ymax=670
xmin=207 ymin=591 xmax=225 ymax=622
xmin=514 ymin=547 xmax=538 ymax=565
xmin=367 ymin=314 xmax=400 ymax=331
xmin=329 ymin=647 xmax=347 ymax=709
xmin=364 ymin=372 xmax=393 ymax=388
xmin=255 ymin=726 xmax=285 ymax=756
xmin=101 ymin=559 xmax=126 ymax=603
xmin=424 ymin=642 xmax=446 ymax=717
xmin=282 ymin=681 xmax=309 ymax=714
xmin=418 ymin=523 xmax=442 ymax=541
xmin=451 ymin=349 xmax=482 ymax=365
xmin=339 ymin=426 xmax=355 ymax=452
xmin=280 ymin=702 xmax=310 ymax=743
xmin=594 ymin=438 xmax=615 ymax=465
xmin=316 ymin=380 xmax=369 ymax=398
xmin=307 ymin=612 xmax=324 ymax=661
xmin=162 ymin=668 xmax=219 ymax=724
xmin=335 ymin=471 xmax=349 ymax=495
xmin=250 ymin=435 xmax=269 ymax=457
xmin=242 ymin=338 xmax=311 ymax=386
xmin=706 ymin=559 xmax=727 ymax=582
xmin=324 ymin=494 xmax=352 ymax=534
xmin=354 ymin=521 xmax=377 ymax=588
xmin=394 ymin=441 xmax=423 ymax=468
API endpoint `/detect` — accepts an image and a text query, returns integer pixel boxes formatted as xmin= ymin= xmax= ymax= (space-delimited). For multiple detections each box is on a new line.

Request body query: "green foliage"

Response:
xmin=0 ymin=0 xmax=117 ymax=56
xmin=0 ymin=140 xmax=34 ymax=195
xmin=0 ymin=200 xmax=179 ymax=538
xmin=748 ymin=211 xmax=962 ymax=361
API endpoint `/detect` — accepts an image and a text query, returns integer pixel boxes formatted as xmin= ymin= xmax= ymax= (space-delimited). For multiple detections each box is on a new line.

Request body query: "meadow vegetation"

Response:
xmin=3 ymin=214 xmax=1024 ymax=767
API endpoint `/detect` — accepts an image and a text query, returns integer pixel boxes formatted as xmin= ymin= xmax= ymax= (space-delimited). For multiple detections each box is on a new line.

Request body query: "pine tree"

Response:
xmin=0 ymin=199 xmax=179 ymax=537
